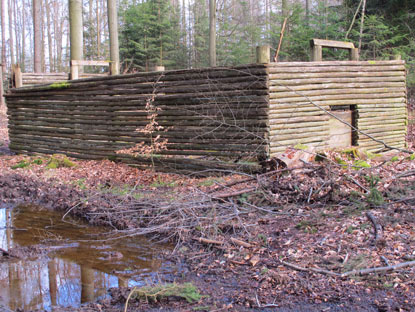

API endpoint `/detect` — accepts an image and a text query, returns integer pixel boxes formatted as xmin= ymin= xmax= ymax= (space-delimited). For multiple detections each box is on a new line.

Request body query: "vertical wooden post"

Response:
xmin=107 ymin=0 xmax=120 ymax=75
xmin=69 ymin=0 xmax=83 ymax=76
xmin=256 ymin=46 xmax=270 ymax=64
xmin=349 ymin=48 xmax=359 ymax=61
xmin=70 ymin=61 xmax=79 ymax=80
xmin=311 ymin=45 xmax=322 ymax=61
xmin=14 ymin=64 xmax=22 ymax=88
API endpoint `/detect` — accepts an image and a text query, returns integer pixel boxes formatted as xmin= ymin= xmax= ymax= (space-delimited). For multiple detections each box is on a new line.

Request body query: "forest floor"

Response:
xmin=1 ymin=104 xmax=415 ymax=311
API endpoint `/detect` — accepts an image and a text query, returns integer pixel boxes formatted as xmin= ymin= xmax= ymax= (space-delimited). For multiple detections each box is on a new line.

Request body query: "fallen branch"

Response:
xmin=395 ymin=170 xmax=415 ymax=179
xmin=212 ymin=186 xmax=257 ymax=200
xmin=366 ymin=211 xmax=383 ymax=242
xmin=194 ymin=237 xmax=224 ymax=246
xmin=230 ymin=237 xmax=252 ymax=248
xmin=280 ymin=260 xmax=415 ymax=278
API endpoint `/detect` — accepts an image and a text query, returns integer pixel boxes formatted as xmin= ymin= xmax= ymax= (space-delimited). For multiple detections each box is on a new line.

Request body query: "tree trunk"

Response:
xmin=209 ymin=0 xmax=216 ymax=67
xmin=21 ymin=0 xmax=26 ymax=71
xmin=33 ymin=0 xmax=41 ymax=72
xmin=69 ymin=0 xmax=83 ymax=75
xmin=358 ymin=0 xmax=367 ymax=52
xmin=305 ymin=0 xmax=310 ymax=25
xmin=8 ymin=0 xmax=14 ymax=65
xmin=107 ymin=0 xmax=119 ymax=74
xmin=46 ymin=0 xmax=53 ymax=72
xmin=41 ymin=0 xmax=46 ymax=71
xmin=1 ymin=0 xmax=6 ymax=75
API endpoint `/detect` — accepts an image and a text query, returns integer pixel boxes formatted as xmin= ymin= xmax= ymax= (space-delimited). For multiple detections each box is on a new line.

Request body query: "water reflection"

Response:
xmin=0 ymin=205 xmax=171 ymax=311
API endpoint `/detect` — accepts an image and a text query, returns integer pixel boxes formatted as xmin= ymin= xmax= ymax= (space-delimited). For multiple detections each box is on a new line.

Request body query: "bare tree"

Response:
xmin=209 ymin=0 xmax=216 ymax=67
xmin=8 ymin=0 xmax=14 ymax=65
xmin=33 ymin=0 xmax=41 ymax=72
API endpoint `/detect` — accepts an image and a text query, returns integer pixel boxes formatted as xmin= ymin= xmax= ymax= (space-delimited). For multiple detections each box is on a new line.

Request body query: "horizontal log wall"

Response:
xmin=18 ymin=72 xmax=108 ymax=87
xmin=268 ymin=60 xmax=407 ymax=155
xmin=6 ymin=65 xmax=268 ymax=173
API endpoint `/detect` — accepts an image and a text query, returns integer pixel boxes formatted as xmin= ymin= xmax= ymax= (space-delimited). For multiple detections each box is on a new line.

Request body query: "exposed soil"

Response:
xmin=1 ymin=107 xmax=415 ymax=311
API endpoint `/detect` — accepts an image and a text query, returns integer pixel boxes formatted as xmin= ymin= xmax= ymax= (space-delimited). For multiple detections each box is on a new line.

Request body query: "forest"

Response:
xmin=0 ymin=1 xmax=415 ymax=311
xmin=0 ymin=0 xmax=413 ymax=86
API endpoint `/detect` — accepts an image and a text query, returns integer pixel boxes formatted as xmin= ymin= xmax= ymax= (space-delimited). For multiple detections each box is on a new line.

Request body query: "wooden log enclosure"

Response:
xmin=5 ymin=60 xmax=408 ymax=172
xmin=6 ymin=65 xmax=269 ymax=173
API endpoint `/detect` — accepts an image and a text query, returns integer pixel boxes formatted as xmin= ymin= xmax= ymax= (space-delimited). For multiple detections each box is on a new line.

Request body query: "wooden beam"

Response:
xmin=71 ymin=60 xmax=110 ymax=67
xmin=310 ymin=39 xmax=355 ymax=50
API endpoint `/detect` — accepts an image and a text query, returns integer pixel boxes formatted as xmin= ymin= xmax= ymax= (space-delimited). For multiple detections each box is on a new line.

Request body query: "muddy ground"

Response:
xmin=1 ymin=106 xmax=415 ymax=311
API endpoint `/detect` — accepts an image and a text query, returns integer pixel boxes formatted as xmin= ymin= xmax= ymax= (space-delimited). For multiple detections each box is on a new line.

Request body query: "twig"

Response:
xmin=395 ymin=170 xmax=415 ymax=179
xmin=255 ymin=292 xmax=279 ymax=309
xmin=345 ymin=174 xmax=369 ymax=193
xmin=381 ymin=256 xmax=389 ymax=266
xmin=194 ymin=237 xmax=224 ymax=246
xmin=212 ymin=186 xmax=257 ymax=200
xmin=280 ymin=260 xmax=339 ymax=277
xmin=366 ymin=211 xmax=383 ymax=242
xmin=280 ymin=260 xmax=415 ymax=278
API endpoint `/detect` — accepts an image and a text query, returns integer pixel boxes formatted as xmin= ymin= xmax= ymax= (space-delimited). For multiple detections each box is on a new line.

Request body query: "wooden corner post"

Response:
xmin=12 ymin=64 xmax=23 ymax=88
xmin=256 ymin=46 xmax=271 ymax=64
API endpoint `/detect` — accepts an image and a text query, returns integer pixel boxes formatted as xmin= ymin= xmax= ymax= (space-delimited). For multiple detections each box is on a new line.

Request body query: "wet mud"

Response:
xmin=0 ymin=205 xmax=173 ymax=311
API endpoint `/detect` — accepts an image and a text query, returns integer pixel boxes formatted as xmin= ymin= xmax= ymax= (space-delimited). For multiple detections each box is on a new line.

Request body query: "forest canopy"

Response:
xmin=0 ymin=0 xmax=413 ymax=84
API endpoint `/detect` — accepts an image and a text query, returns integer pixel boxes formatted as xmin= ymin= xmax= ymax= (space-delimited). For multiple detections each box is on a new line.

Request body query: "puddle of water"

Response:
xmin=0 ymin=205 xmax=173 ymax=311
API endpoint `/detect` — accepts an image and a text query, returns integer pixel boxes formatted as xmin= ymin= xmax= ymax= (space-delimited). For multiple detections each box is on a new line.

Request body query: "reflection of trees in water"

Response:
xmin=0 ymin=206 xmax=166 ymax=310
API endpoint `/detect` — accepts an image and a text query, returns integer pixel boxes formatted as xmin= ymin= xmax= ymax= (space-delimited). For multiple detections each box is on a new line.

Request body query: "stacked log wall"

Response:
xmin=267 ymin=60 xmax=407 ymax=155
xmin=18 ymin=72 xmax=108 ymax=87
xmin=6 ymin=65 xmax=269 ymax=172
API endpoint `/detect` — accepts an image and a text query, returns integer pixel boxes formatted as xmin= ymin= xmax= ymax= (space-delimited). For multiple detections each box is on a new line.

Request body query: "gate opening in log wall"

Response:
xmin=328 ymin=105 xmax=356 ymax=149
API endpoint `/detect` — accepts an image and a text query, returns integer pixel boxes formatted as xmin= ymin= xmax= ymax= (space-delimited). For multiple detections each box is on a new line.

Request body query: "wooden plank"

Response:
xmin=71 ymin=60 xmax=110 ymax=66
xmin=310 ymin=39 xmax=355 ymax=49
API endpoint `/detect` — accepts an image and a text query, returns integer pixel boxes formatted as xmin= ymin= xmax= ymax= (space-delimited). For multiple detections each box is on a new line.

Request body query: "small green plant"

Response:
xmin=335 ymin=157 xmax=348 ymax=168
xmin=364 ymin=175 xmax=381 ymax=188
xmin=11 ymin=160 xmax=30 ymax=169
xmin=46 ymin=154 xmax=75 ymax=169
xmin=150 ymin=177 xmax=177 ymax=188
xmin=295 ymin=220 xmax=318 ymax=234
xmin=366 ymin=188 xmax=384 ymax=206
xmin=353 ymin=160 xmax=371 ymax=170
xmin=74 ymin=178 xmax=87 ymax=190
xmin=124 ymin=283 xmax=202 ymax=310
xmin=32 ymin=158 xmax=43 ymax=165
xmin=390 ymin=155 xmax=399 ymax=162
xmin=364 ymin=175 xmax=384 ymax=206
xmin=257 ymin=233 xmax=267 ymax=246
xmin=346 ymin=225 xmax=356 ymax=234
xmin=294 ymin=143 xmax=308 ymax=150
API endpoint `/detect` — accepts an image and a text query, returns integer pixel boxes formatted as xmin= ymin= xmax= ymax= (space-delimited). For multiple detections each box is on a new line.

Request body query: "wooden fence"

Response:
xmin=5 ymin=65 xmax=268 ymax=172
xmin=5 ymin=60 xmax=408 ymax=173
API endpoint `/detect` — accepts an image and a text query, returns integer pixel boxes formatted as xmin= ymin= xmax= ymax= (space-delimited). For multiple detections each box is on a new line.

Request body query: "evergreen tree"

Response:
xmin=120 ymin=0 xmax=182 ymax=71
